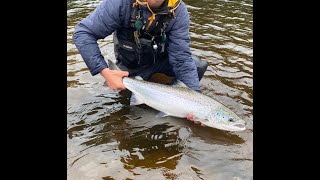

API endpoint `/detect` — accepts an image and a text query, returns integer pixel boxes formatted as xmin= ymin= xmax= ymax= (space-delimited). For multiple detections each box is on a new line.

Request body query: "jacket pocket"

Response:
xmin=118 ymin=41 xmax=139 ymax=69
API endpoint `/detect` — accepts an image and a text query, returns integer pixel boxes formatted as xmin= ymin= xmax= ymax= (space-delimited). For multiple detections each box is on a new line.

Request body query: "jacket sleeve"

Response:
xmin=166 ymin=2 xmax=200 ymax=91
xmin=72 ymin=0 xmax=128 ymax=76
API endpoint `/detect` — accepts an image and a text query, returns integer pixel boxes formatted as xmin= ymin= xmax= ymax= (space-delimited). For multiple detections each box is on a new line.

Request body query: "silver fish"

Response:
xmin=108 ymin=60 xmax=246 ymax=132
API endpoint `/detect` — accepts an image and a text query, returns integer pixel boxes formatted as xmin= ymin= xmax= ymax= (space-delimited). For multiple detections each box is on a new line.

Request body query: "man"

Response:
xmin=73 ymin=0 xmax=208 ymax=124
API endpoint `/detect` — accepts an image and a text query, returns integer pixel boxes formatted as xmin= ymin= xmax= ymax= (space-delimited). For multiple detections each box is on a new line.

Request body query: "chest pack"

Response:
xmin=114 ymin=0 xmax=181 ymax=68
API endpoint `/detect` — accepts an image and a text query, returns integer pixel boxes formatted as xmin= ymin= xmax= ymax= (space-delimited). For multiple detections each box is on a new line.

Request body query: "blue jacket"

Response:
xmin=73 ymin=0 xmax=200 ymax=91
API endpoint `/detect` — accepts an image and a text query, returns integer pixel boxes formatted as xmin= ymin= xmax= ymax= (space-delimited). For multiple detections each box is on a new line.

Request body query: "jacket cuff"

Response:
xmin=90 ymin=60 xmax=109 ymax=76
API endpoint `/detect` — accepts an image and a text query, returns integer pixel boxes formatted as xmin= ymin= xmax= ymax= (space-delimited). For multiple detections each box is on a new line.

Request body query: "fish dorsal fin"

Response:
xmin=134 ymin=76 xmax=144 ymax=80
xmin=107 ymin=59 xmax=120 ymax=71
xmin=172 ymin=80 xmax=189 ymax=88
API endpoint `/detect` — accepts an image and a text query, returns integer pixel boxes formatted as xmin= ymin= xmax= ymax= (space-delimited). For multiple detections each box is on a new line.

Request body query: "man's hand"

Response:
xmin=100 ymin=68 xmax=129 ymax=90
xmin=186 ymin=114 xmax=206 ymax=127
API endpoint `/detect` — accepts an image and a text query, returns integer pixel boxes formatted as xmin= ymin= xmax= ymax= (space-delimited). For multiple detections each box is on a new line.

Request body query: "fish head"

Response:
xmin=205 ymin=106 xmax=246 ymax=132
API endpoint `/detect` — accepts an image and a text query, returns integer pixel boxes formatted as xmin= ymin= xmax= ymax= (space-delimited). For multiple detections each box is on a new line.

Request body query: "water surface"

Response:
xmin=67 ymin=0 xmax=253 ymax=179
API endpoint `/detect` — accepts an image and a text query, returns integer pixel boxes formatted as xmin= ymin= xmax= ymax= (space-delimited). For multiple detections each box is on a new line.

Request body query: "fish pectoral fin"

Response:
xmin=156 ymin=111 xmax=169 ymax=118
xmin=172 ymin=80 xmax=189 ymax=88
xmin=134 ymin=76 xmax=144 ymax=80
xmin=130 ymin=93 xmax=145 ymax=106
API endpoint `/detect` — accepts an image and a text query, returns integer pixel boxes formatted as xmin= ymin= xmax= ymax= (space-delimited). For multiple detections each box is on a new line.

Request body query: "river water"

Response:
xmin=67 ymin=0 xmax=253 ymax=179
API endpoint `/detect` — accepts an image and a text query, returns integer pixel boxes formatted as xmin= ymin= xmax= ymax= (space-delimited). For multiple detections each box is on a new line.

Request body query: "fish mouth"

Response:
xmin=231 ymin=119 xmax=246 ymax=131
xmin=221 ymin=122 xmax=246 ymax=132
xmin=234 ymin=123 xmax=246 ymax=130
xmin=206 ymin=119 xmax=247 ymax=132
xmin=211 ymin=123 xmax=246 ymax=132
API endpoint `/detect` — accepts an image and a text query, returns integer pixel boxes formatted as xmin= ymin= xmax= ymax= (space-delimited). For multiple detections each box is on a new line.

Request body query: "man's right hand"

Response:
xmin=100 ymin=68 xmax=129 ymax=90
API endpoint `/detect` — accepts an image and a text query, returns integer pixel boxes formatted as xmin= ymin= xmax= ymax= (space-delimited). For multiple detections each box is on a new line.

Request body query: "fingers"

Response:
xmin=186 ymin=114 xmax=195 ymax=120
xmin=110 ymin=70 xmax=128 ymax=77
xmin=122 ymin=71 xmax=129 ymax=77
xmin=120 ymin=84 xmax=126 ymax=90
xmin=106 ymin=83 xmax=126 ymax=91
xmin=186 ymin=114 xmax=206 ymax=127
xmin=109 ymin=85 xmax=126 ymax=91
xmin=104 ymin=70 xmax=128 ymax=91
xmin=116 ymin=70 xmax=128 ymax=77
xmin=192 ymin=120 xmax=205 ymax=126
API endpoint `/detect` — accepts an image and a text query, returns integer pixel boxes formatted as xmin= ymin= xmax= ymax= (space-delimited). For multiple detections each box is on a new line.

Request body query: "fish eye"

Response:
xmin=228 ymin=118 xmax=234 ymax=122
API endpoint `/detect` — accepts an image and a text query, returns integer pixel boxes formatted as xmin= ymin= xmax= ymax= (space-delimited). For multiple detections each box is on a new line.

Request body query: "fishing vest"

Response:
xmin=113 ymin=0 xmax=181 ymax=69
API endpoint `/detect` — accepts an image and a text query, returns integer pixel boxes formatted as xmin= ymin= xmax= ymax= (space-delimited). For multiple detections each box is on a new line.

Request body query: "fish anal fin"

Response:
xmin=156 ymin=112 xmax=169 ymax=118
